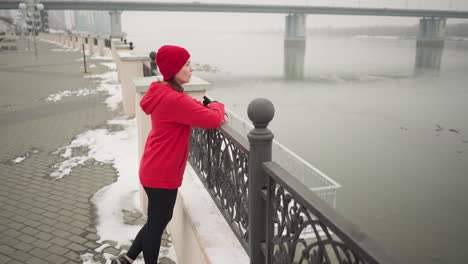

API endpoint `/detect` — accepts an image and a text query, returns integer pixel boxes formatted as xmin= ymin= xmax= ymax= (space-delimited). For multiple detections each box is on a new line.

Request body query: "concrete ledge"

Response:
xmin=133 ymin=75 xmax=210 ymax=95
xmin=169 ymin=164 xmax=249 ymax=264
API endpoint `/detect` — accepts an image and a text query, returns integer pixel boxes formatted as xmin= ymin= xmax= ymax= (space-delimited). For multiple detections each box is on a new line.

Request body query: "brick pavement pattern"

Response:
xmin=0 ymin=40 xmax=174 ymax=264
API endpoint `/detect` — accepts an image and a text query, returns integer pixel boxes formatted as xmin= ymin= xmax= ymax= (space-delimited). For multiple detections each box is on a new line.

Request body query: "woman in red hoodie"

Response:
xmin=112 ymin=45 xmax=225 ymax=264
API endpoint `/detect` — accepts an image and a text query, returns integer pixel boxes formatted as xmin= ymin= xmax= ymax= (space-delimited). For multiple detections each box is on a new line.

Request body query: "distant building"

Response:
xmin=0 ymin=10 xmax=15 ymax=31
xmin=47 ymin=10 xmax=110 ymax=34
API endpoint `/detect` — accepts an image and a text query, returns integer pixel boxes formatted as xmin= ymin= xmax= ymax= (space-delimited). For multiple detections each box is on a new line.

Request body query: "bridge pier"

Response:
xmin=414 ymin=17 xmax=446 ymax=76
xmin=109 ymin=10 xmax=124 ymax=39
xmin=284 ymin=14 xmax=306 ymax=80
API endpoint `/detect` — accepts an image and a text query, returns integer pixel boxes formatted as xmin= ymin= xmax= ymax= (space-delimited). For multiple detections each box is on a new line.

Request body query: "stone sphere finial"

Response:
xmin=247 ymin=98 xmax=275 ymax=128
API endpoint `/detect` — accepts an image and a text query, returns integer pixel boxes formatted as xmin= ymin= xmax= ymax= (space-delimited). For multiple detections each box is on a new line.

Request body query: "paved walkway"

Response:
xmin=0 ymin=39 xmax=170 ymax=263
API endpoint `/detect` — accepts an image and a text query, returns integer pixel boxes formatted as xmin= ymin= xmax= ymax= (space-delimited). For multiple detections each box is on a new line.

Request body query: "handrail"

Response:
xmin=262 ymin=161 xmax=398 ymax=263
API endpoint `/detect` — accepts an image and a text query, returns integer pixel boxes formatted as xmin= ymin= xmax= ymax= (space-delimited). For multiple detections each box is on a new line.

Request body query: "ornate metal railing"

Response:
xmin=263 ymin=162 xmax=396 ymax=264
xmin=189 ymin=125 xmax=250 ymax=251
xmin=188 ymin=98 xmax=397 ymax=263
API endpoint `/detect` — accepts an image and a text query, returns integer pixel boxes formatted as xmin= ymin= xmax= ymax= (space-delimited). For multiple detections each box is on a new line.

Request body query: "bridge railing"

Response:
xmin=189 ymin=98 xmax=397 ymax=263
xmin=225 ymin=109 xmax=341 ymax=208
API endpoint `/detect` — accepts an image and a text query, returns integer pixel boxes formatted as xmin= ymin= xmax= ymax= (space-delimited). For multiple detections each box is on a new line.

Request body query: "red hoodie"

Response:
xmin=139 ymin=82 xmax=225 ymax=189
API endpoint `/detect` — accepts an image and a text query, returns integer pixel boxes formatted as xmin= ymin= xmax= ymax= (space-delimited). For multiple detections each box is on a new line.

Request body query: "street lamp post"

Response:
xmin=19 ymin=0 xmax=44 ymax=60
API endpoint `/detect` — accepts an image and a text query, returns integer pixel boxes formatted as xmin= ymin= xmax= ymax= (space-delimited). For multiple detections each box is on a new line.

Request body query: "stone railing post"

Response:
xmin=87 ymin=35 xmax=94 ymax=54
xmin=117 ymin=52 xmax=149 ymax=116
xmin=247 ymin=98 xmax=275 ymax=264
xmin=66 ymin=35 xmax=71 ymax=47
xmin=97 ymin=37 xmax=105 ymax=56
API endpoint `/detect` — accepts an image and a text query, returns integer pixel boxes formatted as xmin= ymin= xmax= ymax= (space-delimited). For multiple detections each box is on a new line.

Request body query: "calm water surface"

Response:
xmin=123 ymin=11 xmax=468 ymax=264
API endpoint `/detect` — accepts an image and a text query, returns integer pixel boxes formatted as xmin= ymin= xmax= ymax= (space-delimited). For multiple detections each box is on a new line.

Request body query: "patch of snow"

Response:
xmin=45 ymin=88 xmax=98 ymax=102
xmin=95 ymin=243 xmax=110 ymax=253
xmin=11 ymin=149 xmax=39 ymax=164
xmin=92 ymin=55 xmax=113 ymax=61
xmin=80 ymin=253 xmax=100 ymax=264
xmin=101 ymin=62 xmax=116 ymax=70
xmin=12 ymin=156 xmax=26 ymax=163
xmin=84 ymin=71 xmax=121 ymax=111
xmin=51 ymin=48 xmax=74 ymax=52
xmin=51 ymin=118 xmax=141 ymax=246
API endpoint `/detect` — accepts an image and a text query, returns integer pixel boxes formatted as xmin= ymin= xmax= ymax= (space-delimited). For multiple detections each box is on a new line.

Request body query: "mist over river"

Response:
xmin=123 ymin=11 xmax=468 ymax=263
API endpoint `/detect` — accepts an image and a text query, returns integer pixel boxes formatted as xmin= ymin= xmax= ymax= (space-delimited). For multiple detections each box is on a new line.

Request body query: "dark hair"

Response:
xmin=166 ymin=77 xmax=184 ymax=93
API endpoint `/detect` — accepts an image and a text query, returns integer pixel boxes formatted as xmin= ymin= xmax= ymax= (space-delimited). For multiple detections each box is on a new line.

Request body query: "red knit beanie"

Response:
xmin=156 ymin=45 xmax=191 ymax=81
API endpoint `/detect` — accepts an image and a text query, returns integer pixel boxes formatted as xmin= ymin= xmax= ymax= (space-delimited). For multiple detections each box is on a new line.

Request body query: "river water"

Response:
xmin=122 ymin=11 xmax=468 ymax=264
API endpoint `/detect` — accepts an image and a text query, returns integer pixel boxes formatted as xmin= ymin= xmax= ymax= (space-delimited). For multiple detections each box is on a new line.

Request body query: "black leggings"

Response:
xmin=126 ymin=187 xmax=178 ymax=264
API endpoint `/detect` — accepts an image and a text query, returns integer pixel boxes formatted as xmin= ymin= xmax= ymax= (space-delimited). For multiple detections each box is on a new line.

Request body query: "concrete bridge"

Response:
xmin=2 ymin=1 xmax=468 ymax=78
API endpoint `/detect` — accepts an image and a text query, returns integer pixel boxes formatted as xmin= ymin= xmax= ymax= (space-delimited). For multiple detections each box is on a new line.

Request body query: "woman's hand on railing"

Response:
xmin=223 ymin=115 xmax=230 ymax=125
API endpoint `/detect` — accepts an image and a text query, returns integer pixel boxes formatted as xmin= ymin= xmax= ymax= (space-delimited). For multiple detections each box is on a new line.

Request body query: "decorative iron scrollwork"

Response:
xmin=272 ymin=184 xmax=367 ymax=264
xmin=189 ymin=127 xmax=249 ymax=248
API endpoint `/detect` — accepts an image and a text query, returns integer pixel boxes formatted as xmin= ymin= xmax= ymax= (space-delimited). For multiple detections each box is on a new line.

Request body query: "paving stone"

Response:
xmin=69 ymin=227 xmax=85 ymax=235
xmin=26 ymin=257 xmax=49 ymax=264
xmin=69 ymin=234 xmax=88 ymax=244
xmin=42 ymin=211 xmax=60 ymax=219
xmin=85 ymin=233 xmax=100 ymax=241
xmin=64 ymin=250 xmax=80 ymax=261
xmin=34 ymin=231 xmax=55 ymax=241
xmin=21 ymin=226 xmax=40 ymax=236
xmin=11 ymin=242 xmax=34 ymax=252
xmin=32 ymin=239 xmax=54 ymax=250
xmin=50 ymin=237 xmax=71 ymax=247
xmin=3 ymin=229 xmax=22 ymax=238
xmin=70 ymin=220 xmax=88 ymax=229
xmin=102 ymin=246 xmax=121 ymax=256
xmin=23 ymin=219 xmax=42 ymax=228
xmin=36 ymin=224 xmax=55 ymax=233
xmin=47 ymin=244 xmax=70 ymax=256
xmin=17 ymin=233 xmax=37 ymax=244
xmin=0 ymin=253 xmax=12 ymax=263
xmin=29 ymin=247 xmax=51 ymax=259
xmin=47 ymin=253 xmax=69 ymax=264
xmin=0 ymin=245 xmax=16 ymax=255
xmin=28 ymin=212 xmax=44 ymax=221
xmin=54 ymin=229 xmax=73 ymax=239
xmin=10 ymin=250 xmax=34 ymax=262
xmin=86 ymin=241 xmax=102 ymax=250
xmin=7 ymin=261 xmax=24 ymax=264
xmin=67 ymin=242 xmax=87 ymax=252
xmin=1 ymin=236 xmax=20 ymax=246
xmin=159 ymin=256 xmax=176 ymax=264
xmin=6 ymin=221 xmax=25 ymax=230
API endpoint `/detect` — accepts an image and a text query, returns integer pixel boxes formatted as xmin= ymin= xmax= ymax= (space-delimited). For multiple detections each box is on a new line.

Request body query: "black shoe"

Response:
xmin=111 ymin=256 xmax=131 ymax=264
